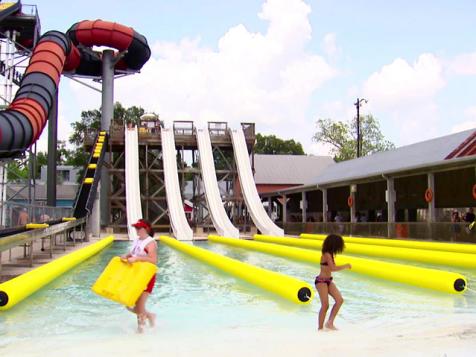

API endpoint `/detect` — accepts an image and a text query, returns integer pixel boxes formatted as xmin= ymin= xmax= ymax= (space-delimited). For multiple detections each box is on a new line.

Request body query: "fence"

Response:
xmin=283 ymin=222 xmax=475 ymax=243
xmin=0 ymin=201 xmax=72 ymax=229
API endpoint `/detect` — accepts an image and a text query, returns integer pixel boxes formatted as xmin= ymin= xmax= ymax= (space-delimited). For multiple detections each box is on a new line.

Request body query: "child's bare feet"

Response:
xmin=325 ymin=321 xmax=338 ymax=330
xmin=137 ymin=314 xmax=146 ymax=334
xmin=147 ymin=312 xmax=156 ymax=327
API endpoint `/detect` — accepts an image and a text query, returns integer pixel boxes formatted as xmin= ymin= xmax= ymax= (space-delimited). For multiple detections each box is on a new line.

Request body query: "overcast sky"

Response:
xmin=30 ymin=0 xmax=476 ymax=154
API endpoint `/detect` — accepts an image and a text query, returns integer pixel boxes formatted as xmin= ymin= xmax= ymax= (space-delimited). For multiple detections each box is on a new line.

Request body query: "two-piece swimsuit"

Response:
xmin=315 ymin=256 xmax=334 ymax=286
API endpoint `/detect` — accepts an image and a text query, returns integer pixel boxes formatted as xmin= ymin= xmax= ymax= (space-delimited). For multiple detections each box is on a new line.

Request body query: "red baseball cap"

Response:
xmin=132 ymin=219 xmax=151 ymax=232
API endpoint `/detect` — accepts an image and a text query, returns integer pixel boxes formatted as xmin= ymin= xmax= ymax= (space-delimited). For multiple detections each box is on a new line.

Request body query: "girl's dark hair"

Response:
xmin=321 ymin=234 xmax=345 ymax=256
xmin=143 ymin=219 xmax=155 ymax=237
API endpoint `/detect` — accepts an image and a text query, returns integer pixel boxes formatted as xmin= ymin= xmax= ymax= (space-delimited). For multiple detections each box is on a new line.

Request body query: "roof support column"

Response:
xmin=350 ymin=186 xmax=356 ymax=223
xmin=282 ymin=194 xmax=287 ymax=225
xmin=322 ymin=188 xmax=328 ymax=223
xmin=301 ymin=191 xmax=307 ymax=223
xmin=427 ymin=173 xmax=436 ymax=222
xmin=386 ymin=176 xmax=396 ymax=238
xmin=267 ymin=197 xmax=272 ymax=216
xmin=386 ymin=177 xmax=396 ymax=223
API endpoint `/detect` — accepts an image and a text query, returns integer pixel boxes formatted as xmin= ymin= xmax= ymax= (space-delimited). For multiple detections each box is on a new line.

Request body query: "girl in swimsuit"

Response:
xmin=315 ymin=234 xmax=351 ymax=331
xmin=121 ymin=219 xmax=158 ymax=333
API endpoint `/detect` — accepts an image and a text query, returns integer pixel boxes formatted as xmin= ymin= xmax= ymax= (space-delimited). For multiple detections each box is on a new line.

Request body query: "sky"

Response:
xmin=27 ymin=0 xmax=476 ymax=155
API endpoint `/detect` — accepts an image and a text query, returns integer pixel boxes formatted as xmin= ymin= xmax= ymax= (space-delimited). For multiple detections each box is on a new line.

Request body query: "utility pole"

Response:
xmin=354 ymin=98 xmax=367 ymax=158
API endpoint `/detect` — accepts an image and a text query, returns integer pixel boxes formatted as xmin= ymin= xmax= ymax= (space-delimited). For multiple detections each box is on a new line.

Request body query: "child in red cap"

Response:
xmin=121 ymin=219 xmax=157 ymax=333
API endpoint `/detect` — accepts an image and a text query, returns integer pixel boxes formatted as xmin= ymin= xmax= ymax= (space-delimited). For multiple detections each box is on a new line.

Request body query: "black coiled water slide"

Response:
xmin=0 ymin=19 xmax=151 ymax=158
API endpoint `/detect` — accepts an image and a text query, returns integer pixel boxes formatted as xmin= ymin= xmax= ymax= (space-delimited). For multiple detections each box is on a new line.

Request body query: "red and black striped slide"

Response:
xmin=0 ymin=20 xmax=151 ymax=158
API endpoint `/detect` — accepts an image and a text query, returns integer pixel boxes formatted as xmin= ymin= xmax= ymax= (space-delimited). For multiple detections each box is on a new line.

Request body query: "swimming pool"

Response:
xmin=1 ymin=241 xmax=476 ymax=356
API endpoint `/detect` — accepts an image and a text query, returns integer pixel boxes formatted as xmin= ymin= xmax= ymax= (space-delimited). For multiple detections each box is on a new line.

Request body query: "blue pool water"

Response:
xmin=1 ymin=241 xmax=476 ymax=356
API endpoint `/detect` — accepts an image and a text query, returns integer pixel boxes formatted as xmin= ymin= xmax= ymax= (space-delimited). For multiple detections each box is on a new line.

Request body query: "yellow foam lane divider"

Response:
xmin=92 ymin=257 xmax=157 ymax=307
xmin=0 ymin=236 xmax=114 ymax=310
xmin=208 ymin=235 xmax=467 ymax=294
xmin=99 ymin=131 xmax=106 ymax=136
xmin=92 ymin=153 xmax=100 ymax=158
xmin=97 ymin=137 xmax=105 ymax=143
xmin=62 ymin=217 xmax=77 ymax=222
xmin=300 ymin=233 xmax=476 ymax=255
xmin=84 ymin=178 xmax=94 ymax=184
xmin=25 ymin=223 xmax=49 ymax=229
xmin=160 ymin=236 xmax=312 ymax=304
xmin=256 ymin=234 xmax=476 ymax=270
xmin=87 ymin=164 xmax=97 ymax=169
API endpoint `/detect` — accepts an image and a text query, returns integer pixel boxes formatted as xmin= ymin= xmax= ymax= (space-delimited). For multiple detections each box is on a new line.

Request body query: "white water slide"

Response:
xmin=230 ymin=128 xmax=284 ymax=236
xmin=196 ymin=128 xmax=239 ymax=238
xmin=125 ymin=126 xmax=143 ymax=240
xmin=161 ymin=127 xmax=194 ymax=241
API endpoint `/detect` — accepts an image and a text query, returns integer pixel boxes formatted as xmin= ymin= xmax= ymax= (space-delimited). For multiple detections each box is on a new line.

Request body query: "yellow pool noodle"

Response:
xmin=25 ymin=223 xmax=49 ymax=229
xmin=208 ymin=235 xmax=467 ymax=294
xmin=256 ymin=235 xmax=476 ymax=269
xmin=160 ymin=236 xmax=312 ymax=304
xmin=300 ymin=233 xmax=476 ymax=255
xmin=0 ymin=236 xmax=114 ymax=310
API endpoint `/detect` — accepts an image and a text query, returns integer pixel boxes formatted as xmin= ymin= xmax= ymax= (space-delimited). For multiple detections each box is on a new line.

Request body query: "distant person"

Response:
xmin=334 ymin=213 xmax=345 ymax=234
xmin=17 ymin=208 xmax=29 ymax=226
xmin=39 ymin=213 xmax=50 ymax=223
xmin=463 ymin=208 xmax=475 ymax=223
xmin=315 ymin=234 xmax=351 ymax=331
xmin=121 ymin=219 xmax=158 ymax=333
xmin=270 ymin=210 xmax=277 ymax=222
xmin=451 ymin=211 xmax=461 ymax=240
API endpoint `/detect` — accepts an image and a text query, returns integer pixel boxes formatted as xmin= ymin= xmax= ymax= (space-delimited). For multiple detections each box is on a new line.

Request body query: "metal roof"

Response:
xmin=254 ymin=154 xmax=335 ymax=185
xmin=312 ymin=129 xmax=475 ymax=186
xmin=259 ymin=129 xmax=476 ymax=197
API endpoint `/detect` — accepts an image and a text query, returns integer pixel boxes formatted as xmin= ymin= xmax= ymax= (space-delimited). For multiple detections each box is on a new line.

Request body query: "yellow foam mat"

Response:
xmin=92 ymin=257 xmax=157 ymax=307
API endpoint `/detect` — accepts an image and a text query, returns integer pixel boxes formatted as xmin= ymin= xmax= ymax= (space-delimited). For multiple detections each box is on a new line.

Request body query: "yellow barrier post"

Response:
xmin=208 ymin=235 xmax=467 ymax=294
xmin=300 ymin=233 xmax=476 ymax=255
xmin=0 ymin=236 xmax=114 ymax=310
xmin=160 ymin=236 xmax=312 ymax=304
xmin=256 ymin=235 xmax=476 ymax=269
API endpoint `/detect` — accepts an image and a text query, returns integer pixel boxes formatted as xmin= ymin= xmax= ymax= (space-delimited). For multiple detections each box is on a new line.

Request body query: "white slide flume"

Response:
xmin=230 ymin=128 xmax=284 ymax=236
xmin=196 ymin=128 xmax=239 ymax=238
xmin=125 ymin=126 xmax=143 ymax=240
xmin=161 ymin=127 xmax=194 ymax=241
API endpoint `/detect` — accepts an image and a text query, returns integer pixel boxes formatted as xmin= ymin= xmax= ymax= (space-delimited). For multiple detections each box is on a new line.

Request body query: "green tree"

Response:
xmin=68 ymin=102 xmax=148 ymax=167
xmin=255 ymin=133 xmax=305 ymax=155
xmin=313 ymin=114 xmax=395 ymax=162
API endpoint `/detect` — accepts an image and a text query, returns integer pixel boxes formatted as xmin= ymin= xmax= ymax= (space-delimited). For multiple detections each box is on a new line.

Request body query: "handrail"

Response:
xmin=0 ymin=217 xmax=86 ymax=252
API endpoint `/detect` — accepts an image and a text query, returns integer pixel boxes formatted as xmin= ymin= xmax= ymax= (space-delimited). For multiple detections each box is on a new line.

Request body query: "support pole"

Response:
xmin=350 ymin=186 xmax=356 ymax=223
xmin=46 ymin=90 xmax=58 ymax=207
xmin=322 ymin=188 xmax=328 ymax=223
xmin=386 ymin=177 xmax=396 ymax=223
xmin=301 ymin=191 xmax=307 ymax=223
xmin=100 ymin=50 xmax=114 ymax=228
xmin=282 ymin=194 xmax=287 ymax=225
xmin=427 ymin=173 xmax=436 ymax=222
xmin=386 ymin=176 xmax=396 ymax=238
xmin=267 ymin=197 xmax=272 ymax=216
